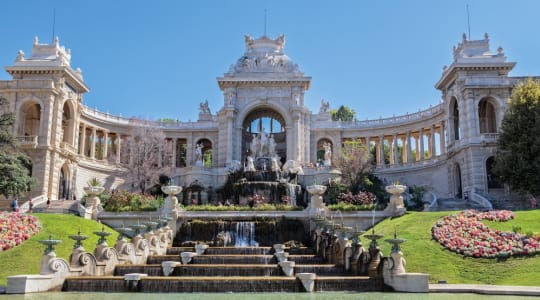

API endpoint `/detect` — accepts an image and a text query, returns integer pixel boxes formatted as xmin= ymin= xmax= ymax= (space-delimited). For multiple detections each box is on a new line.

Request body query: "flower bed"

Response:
xmin=0 ymin=212 xmax=41 ymax=252
xmin=432 ymin=210 xmax=540 ymax=258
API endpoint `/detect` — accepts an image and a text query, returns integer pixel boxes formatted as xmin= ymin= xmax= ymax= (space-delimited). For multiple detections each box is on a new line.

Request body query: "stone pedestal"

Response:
xmin=385 ymin=184 xmax=407 ymax=216
xmin=305 ymin=185 xmax=327 ymax=216
xmin=83 ymin=186 xmax=105 ymax=220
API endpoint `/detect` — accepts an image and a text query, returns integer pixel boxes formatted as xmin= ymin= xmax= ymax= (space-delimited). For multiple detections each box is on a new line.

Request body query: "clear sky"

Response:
xmin=1 ymin=1 xmax=540 ymax=122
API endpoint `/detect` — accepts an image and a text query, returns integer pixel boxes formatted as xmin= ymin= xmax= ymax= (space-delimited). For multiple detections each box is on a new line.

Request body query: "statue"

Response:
xmin=245 ymin=156 xmax=256 ymax=172
xmin=323 ymin=142 xmax=332 ymax=167
xmin=250 ymin=134 xmax=259 ymax=157
xmin=199 ymin=100 xmax=211 ymax=114
xmin=260 ymin=128 xmax=268 ymax=156
xmin=320 ymin=99 xmax=330 ymax=113
xmin=195 ymin=143 xmax=203 ymax=166
xmin=268 ymin=134 xmax=276 ymax=157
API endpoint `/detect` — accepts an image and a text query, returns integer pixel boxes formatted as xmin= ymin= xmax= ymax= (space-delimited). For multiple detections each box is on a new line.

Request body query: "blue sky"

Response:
xmin=1 ymin=1 xmax=540 ymax=122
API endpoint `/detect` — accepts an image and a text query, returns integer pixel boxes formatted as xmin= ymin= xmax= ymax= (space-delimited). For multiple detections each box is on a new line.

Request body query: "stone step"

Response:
xmin=63 ymin=276 xmax=383 ymax=293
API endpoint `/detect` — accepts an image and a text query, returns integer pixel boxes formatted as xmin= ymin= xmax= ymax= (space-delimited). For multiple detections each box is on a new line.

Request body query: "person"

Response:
xmin=28 ymin=199 xmax=33 ymax=213
xmin=46 ymin=197 xmax=51 ymax=209
xmin=11 ymin=196 xmax=18 ymax=212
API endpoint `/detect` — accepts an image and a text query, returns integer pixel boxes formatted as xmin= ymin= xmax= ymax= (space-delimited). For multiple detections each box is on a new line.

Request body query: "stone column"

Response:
xmin=226 ymin=113 xmax=234 ymax=165
xmin=80 ymin=124 xmax=87 ymax=156
xmin=439 ymin=121 xmax=446 ymax=155
xmin=116 ymin=135 xmax=122 ymax=164
xmin=90 ymin=128 xmax=96 ymax=159
xmin=377 ymin=135 xmax=384 ymax=166
xmin=171 ymin=138 xmax=176 ymax=168
xmin=405 ymin=131 xmax=412 ymax=164
xmin=419 ymin=128 xmax=424 ymax=161
xmin=392 ymin=133 xmax=399 ymax=165
xmin=430 ymin=124 xmax=436 ymax=158
xmin=415 ymin=133 xmax=419 ymax=161
xmin=103 ymin=130 xmax=109 ymax=160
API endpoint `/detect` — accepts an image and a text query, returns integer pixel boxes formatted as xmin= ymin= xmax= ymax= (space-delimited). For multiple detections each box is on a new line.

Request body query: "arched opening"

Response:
xmin=61 ymin=101 xmax=75 ymax=145
xmin=176 ymin=138 xmax=187 ymax=167
xmin=19 ymin=102 xmax=41 ymax=137
xmin=479 ymin=98 xmax=497 ymax=133
xmin=486 ymin=156 xmax=503 ymax=189
xmin=454 ymin=163 xmax=462 ymax=198
xmin=242 ymin=108 xmax=286 ymax=163
xmin=58 ymin=165 xmax=70 ymax=200
xmin=450 ymin=98 xmax=460 ymax=140
xmin=317 ymin=138 xmax=333 ymax=166
xmin=196 ymin=138 xmax=213 ymax=167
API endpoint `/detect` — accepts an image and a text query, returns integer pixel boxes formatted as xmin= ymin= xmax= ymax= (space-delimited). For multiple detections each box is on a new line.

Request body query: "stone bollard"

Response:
xmin=296 ymin=273 xmax=316 ymax=292
xmin=180 ymin=252 xmax=197 ymax=265
xmin=274 ymin=251 xmax=289 ymax=262
xmin=278 ymin=261 xmax=295 ymax=277
xmin=194 ymin=244 xmax=208 ymax=255
xmin=273 ymin=244 xmax=285 ymax=253
xmin=161 ymin=261 xmax=180 ymax=276
xmin=124 ymin=273 xmax=147 ymax=292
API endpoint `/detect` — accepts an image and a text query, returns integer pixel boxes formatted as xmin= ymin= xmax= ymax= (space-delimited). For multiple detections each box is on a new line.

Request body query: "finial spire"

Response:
xmin=264 ymin=9 xmax=267 ymax=37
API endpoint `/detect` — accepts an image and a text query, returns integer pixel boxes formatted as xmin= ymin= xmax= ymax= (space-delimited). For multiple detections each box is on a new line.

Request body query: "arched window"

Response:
xmin=61 ymin=101 xmax=75 ymax=144
xmin=242 ymin=108 xmax=286 ymax=161
xmin=450 ymin=98 xmax=460 ymax=140
xmin=176 ymin=138 xmax=187 ymax=167
xmin=486 ymin=156 xmax=503 ymax=189
xmin=454 ymin=163 xmax=462 ymax=198
xmin=317 ymin=138 xmax=333 ymax=166
xmin=20 ymin=102 xmax=41 ymax=136
xmin=479 ymin=99 xmax=497 ymax=133
xmin=197 ymin=138 xmax=213 ymax=167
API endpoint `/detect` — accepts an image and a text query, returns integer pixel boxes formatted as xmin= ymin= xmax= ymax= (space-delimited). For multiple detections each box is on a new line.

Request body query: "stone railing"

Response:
xmin=80 ymin=104 xmax=218 ymax=129
xmin=16 ymin=135 xmax=38 ymax=148
xmin=312 ymin=103 xmax=444 ymax=129
xmin=481 ymin=133 xmax=499 ymax=143
xmin=374 ymin=153 xmax=447 ymax=171
xmin=61 ymin=141 xmax=77 ymax=154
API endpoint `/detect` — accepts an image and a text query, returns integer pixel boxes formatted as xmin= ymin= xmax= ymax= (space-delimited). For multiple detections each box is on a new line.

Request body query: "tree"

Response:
xmin=0 ymin=96 xmax=35 ymax=197
xmin=124 ymin=119 xmax=172 ymax=193
xmin=336 ymin=140 xmax=373 ymax=194
xmin=330 ymin=105 xmax=356 ymax=122
xmin=494 ymin=79 xmax=540 ymax=196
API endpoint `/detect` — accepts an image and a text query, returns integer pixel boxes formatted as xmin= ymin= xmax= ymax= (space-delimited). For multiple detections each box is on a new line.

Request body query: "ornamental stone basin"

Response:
xmin=306 ymin=185 xmax=327 ymax=216
xmin=385 ymin=184 xmax=407 ymax=216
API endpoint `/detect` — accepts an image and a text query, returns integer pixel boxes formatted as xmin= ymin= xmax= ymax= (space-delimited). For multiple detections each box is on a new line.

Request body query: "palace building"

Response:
xmin=0 ymin=33 xmax=531 ymax=208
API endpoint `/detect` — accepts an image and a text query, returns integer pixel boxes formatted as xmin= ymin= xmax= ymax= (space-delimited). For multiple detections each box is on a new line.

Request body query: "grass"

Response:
xmin=370 ymin=210 xmax=540 ymax=285
xmin=0 ymin=213 xmax=118 ymax=286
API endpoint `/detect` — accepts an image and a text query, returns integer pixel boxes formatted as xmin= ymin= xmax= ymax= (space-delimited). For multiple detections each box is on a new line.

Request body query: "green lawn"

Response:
xmin=0 ymin=213 xmax=118 ymax=286
xmin=370 ymin=210 xmax=540 ymax=286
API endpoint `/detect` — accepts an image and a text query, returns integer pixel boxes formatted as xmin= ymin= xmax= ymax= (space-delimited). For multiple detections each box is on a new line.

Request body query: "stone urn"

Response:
xmin=306 ymin=184 xmax=327 ymax=215
xmin=83 ymin=186 xmax=105 ymax=220
xmin=385 ymin=184 xmax=407 ymax=215
xmin=161 ymin=185 xmax=182 ymax=214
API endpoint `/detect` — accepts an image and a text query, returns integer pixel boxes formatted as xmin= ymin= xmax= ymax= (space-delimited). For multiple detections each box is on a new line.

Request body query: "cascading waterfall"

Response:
xmin=287 ymin=184 xmax=297 ymax=206
xmin=234 ymin=222 xmax=259 ymax=247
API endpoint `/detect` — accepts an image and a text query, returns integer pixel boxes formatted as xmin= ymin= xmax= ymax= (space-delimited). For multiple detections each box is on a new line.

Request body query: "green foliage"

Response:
xmin=102 ymin=190 xmax=163 ymax=212
xmin=330 ymin=105 xmax=356 ymax=122
xmin=494 ymin=79 xmax=540 ymax=196
xmin=0 ymin=213 xmax=119 ymax=286
xmin=87 ymin=177 xmax=102 ymax=187
xmin=185 ymin=204 xmax=303 ymax=211
xmin=337 ymin=140 xmax=372 ymax=194
xmin=0 ymin=96 xmax=36 ymax=197
xmin=407 ymin=185 xmax=427 ymax=210
xmin=373 ymin=210 xmax=540 ymax=285
xmin=327 ymin=202 xmax=375 ymax=211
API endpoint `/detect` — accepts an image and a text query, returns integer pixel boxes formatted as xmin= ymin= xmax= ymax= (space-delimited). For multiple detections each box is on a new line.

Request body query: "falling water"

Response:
xmin=287 ymin=184 xmax=297 ymax=206
xmin=235 ymin=222 xmax=259 ymax=247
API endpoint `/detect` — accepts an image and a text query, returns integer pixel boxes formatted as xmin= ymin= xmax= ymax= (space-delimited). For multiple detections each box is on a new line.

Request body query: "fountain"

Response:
xmin=68 ymin=229 xmax=88 ymax=249
xmin=39 ymin=235 xmax=62 ymax=255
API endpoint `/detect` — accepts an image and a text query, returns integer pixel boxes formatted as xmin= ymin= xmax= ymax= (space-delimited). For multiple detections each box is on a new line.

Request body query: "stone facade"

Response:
xmin=0 ymin=33 xmax=536 ymax=205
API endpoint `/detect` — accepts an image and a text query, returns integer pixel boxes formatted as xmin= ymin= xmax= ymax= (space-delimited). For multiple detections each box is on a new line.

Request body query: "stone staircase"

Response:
xmin=62 ymin=245 xmax=383 ymax=292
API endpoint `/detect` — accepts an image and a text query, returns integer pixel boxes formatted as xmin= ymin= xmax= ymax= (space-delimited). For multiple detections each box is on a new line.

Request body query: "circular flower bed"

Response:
xmin=0 ymin=212 xmax=41 ymax=252
xmin=432 ymin=210 xmax=540 ymax=259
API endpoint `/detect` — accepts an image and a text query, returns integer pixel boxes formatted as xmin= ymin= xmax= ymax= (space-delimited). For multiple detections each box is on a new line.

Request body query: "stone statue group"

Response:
xmin=250 ymin=128 xmax=276 ymax=159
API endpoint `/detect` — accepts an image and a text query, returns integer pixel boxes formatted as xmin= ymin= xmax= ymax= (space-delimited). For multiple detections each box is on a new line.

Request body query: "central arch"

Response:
xmin=241 ymin=107 xmax=287 ymax=164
